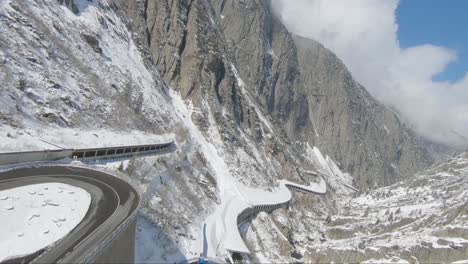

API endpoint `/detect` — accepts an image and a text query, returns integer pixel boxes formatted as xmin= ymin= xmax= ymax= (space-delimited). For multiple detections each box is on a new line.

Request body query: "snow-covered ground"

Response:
xmin=361 ymin=257 xmax=410 ymax=264
xmin=0 ymin=183 xmax=91 ymax=261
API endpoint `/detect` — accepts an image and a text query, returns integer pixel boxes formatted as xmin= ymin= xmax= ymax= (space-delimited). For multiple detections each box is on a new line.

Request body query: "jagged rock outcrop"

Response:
xmin=120 ymin=0 xmax=432 ymax=190
xmin=122 ymin=0 xmax=238 ymax=114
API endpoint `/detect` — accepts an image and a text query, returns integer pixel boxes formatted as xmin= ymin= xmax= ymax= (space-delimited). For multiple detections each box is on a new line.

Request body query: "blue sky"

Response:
xmin=396 ymin=0 xmax=468 ymax=83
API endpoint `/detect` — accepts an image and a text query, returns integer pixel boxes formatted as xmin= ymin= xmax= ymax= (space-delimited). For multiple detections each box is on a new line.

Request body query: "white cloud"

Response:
xmin=272 ymin=0 xmax=468 ymax=147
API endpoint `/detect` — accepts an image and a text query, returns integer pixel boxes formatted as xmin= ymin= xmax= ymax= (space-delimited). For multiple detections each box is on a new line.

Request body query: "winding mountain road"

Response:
xmin=0 ymin=165 xmax=140 ymax=263
xmin=202 ymin=176 xmax=327 ymax=261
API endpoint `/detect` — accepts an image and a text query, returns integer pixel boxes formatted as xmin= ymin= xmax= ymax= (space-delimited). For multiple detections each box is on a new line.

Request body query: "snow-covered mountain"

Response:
xmin=0 ymin=0 xmax=466 ymax=263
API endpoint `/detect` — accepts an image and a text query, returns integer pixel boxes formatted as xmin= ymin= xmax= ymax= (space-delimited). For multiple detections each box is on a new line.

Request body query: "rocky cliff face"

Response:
xmin=120 ymin=0 xmax=433 ymax=190
xmin=118 ymin=0 xmax=317 ymax=188
xmin=293 ymin=36 xmax=433 ymax=189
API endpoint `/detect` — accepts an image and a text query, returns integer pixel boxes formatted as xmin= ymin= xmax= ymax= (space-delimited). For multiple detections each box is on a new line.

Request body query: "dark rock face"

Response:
xmin=80 ymin=33 xmax=102 ymax=54
xmin=57 ymin=0 xmax=79 ymax=14
xmin=119 ymin=0 xmax=433 ymax=190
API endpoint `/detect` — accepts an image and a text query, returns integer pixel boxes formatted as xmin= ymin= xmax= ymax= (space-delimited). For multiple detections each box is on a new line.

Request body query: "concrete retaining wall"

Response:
xmin=0 ymin=149 xmax=73 ymax=166
xmin=82 ymin=200 xmax=140 ymax=264
xmin=93 ymin=219 xmax=137 ymax=264
xmin=236 ymin=182 xmax=325 ymax=226
xmin=237 ymin=202 xmax=289 ymax=226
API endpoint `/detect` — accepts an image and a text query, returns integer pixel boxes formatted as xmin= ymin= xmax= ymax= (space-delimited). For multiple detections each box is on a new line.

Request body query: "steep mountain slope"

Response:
xmin=1 ymin=0 xmax=325 ymax=261
xmin=217 ymin=0 xmax=433 ymax=190
xmin=0 ymin=1 xmax=215 ymax=261
xmin=120 ymin=0 xmax=432 ymax=191
xmin=0 ymin=0 xmax=454 ymax=263
xmin=0 ymin=0 xmax=173 ymax=133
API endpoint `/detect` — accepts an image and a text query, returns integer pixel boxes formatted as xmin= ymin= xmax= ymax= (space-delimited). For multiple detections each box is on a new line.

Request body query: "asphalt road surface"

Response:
xmin=0 ymin=165 xmax=140 ymax=263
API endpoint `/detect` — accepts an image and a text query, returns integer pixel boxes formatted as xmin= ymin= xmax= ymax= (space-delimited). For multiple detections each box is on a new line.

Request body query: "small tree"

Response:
xmin=134 ymin=92 xmax=144 ymax=113
xmin=117 ymin=161 xmax=124 ymax=172
xmin=363 ymin=206 xmax=370 ymax=217
xmin=18 ymin=79 xmax=26 ymax=91
xmin=388 ymin=212 xmax=394 ymax=222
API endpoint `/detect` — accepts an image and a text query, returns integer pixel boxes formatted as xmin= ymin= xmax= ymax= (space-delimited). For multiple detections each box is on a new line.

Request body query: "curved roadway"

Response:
xmin=202 ymin=177 xmax=327 ymax=261
xmin=0 ymin=165 xmax=140 ymax=263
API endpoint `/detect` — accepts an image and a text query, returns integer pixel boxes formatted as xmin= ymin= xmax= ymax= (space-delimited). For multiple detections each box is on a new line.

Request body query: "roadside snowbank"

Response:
xmin=0 ymin=183 xmax=91 ymax=261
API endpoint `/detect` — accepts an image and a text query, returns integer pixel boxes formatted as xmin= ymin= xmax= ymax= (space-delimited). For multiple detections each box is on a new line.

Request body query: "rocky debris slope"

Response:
xmin=306 ymin=152 xmax=468 ymax=263
xmin=0 ymin=0 xmax=173 ymax=133
xmin=243 ymin=152 xmax=468 ymax=263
